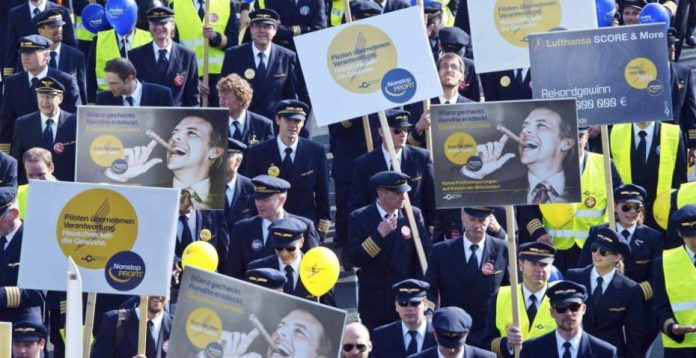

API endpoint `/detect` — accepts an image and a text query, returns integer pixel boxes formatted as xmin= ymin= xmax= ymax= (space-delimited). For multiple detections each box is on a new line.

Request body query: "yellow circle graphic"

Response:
xmin=624 ymin=57 xmax=657 ymax=89
xmin=90 ymin=135 xmax=124 ymax=167
xmin=444 ymin=132 xmax=477 ymax=165
xmin=57 ymin=189 xmax=138 ymax=269
xmin=493 ymin=0 xmax=562 ymax=48
xmin=186 ymin=307 xmax=223 ymax=349
xmin=327 ymin=24 xmax=397 ymax=94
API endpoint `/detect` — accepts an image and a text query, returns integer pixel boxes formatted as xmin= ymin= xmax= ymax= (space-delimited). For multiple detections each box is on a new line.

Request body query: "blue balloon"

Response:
xmin=595 ymin=0 xmax=616 ymax=27
xmin=81 ymin=4 xmax=108 ymax=33
xmin=105 ymin=0 xmax=138 ymax=36
xmin=548 ymin=265 xmax=564 ymax=283
xmin=639 ymin=3 xmax=670 ymax=32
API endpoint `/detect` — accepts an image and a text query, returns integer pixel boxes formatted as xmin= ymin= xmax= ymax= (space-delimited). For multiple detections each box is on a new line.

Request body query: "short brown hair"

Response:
xmin=437 ymin=52 xmax=465 ymax=75
xmin=22 ymin=147 xmax=54 ymax=167
xmin=216 ymin=73 xmax=254 ymax=109
xmin=104 ymin=57 xmax=137 ymax=81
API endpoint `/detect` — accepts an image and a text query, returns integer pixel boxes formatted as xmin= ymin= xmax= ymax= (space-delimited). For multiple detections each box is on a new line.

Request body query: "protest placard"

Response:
xmin=75 ymin=106 xmax=228 ymax=209
xmin=168 ymin=267 xmax=347 ymax=357
xmin=529 ymin=24 xmax=672 ymax=125
xmin=18 ymin=181 xmax=178 ymax=296
xmin=431 ymin=99 xmax=580 ymax=208
xmin=295 ymin=7 xmax=442 ymax=126
xmin=468 ymin=0 xmax=597 ymax=73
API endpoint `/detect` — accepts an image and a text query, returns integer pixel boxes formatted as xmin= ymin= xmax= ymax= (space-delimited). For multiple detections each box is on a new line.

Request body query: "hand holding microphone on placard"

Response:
xmin=460 ymin=124 xmax=524 ymax=180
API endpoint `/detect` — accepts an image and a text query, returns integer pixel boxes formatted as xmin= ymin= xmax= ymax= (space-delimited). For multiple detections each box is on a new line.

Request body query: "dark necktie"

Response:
xmin=232 ymin=121 xmax=243 ymax=141
xmin=125 ymin=96 xmax=134 ymax=106
xmin=637 ymin=130 xmax=648 ymax=166
xmin=444 ymin=101 xmax=450 ymax=104
xmin=32 ymin=8 xmax=39 ymax=17
xmin=592 ymin=276 xmax=603 ymax=306
xmin=532 ymin=182 xmax=550 ymax=204
xmin=177 ymin=215 xmax=193 ymax=257
xmin=157 ymin=49 xmax=168 ymax=77
xmin=283 ymin=147 xmax=293 ymax=169
xmin=562 ymin=341 xmax=571 ymax=358
xmin=0 ymin=236 xmax=6 ymax=257
xmin=527 ymin=294 xmax=538 ymax=324
xmin=121 ymin=38 xmax=128 ymax=55
xmin=31 ymin=77 xmax=39 ymax=88
xmin=621 ymin=230 xmax=630 ymax=241
xmin=467 ymin=244 xmax=479 ymax=273
xmin=49 ymin=51 xmax=57 ymax=68
xmin=146 ymin=320 xmax=157 ymax=358
xmin=198 ymin=0 xmax=206 ymax=20
xmin=257 ymin=53 xmax=267 ymax=78
xmin=406 ymin=330 xmax=418 ymax=355
xmin=225 ymin=185 xmax=232 ymax=212
xmin=43 ymin=119 xmax=54 ymax=149
xmin=284 ymin=265 xmax=294 ymax=293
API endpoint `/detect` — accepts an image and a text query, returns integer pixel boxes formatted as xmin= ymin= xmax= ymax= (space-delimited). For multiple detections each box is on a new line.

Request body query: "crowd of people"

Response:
xmin=1 ymin=0 xmax=696 ymax=357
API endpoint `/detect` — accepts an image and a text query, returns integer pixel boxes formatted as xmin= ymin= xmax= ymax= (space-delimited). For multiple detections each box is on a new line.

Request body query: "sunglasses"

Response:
xmin=274 ymin=246 xmax=297 ymax=252
xmin=553 ymin=303 xmax=582 ymax=314
xmin=590 ymin=244 xmax=615 ymax=257
xmin=342 ymin=343 xmax=368 ymax=352
xmin=397 ymin=300 xmax=422 ymax=307
xmin=391 ymin=127 xmax=410 ymax=134
xmin=621 ymin=203 xmax=643 ymax=212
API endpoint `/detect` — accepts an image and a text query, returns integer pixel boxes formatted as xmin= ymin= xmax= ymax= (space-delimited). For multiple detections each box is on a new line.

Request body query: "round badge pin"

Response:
xmin=481 ymin=262 xmax=495 ymax=276
xmin=584 ymin=196 xmax=596 ymax=209
xmin=244 ymin=68 xmax=256 ymax=80
xmin=268 ymin=164 xmax=280 ymax=177
xmin=251 ymin=239 xmax=264 ymax=252
xmin=500 ymin=76 xmax=511 ymax=87
xmin=401 ymin=225 xmax=412 ymax=239
xmin=199 ymin=229 xmax=212 ymax=241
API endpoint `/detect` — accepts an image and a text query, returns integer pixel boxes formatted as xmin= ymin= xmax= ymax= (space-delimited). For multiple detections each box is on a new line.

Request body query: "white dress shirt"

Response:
xmin=1 ymin=222 xmax=22 ymax=251
xmin=28 ymin=66 xmax=49 ymax=86
xmin=527 ymin=170 xmax=567 ymax=203
xmin=401 ymin=320 xmax=427 ymax=353
xmin=590 ymin=267 xmax=616 ymax=294
xmin=633 ymin=122 xmax=655 ymax=163
xmin=40 ymin=110 xmax=59 ymax=142
xmin=616 ymin=223 xmax=637 ymax=242
xmin=252 ymin=44 xmax=271 ymax=67
xmin=555 ymin=329 xmax=583 ymax=358
xmin=463 ymin=237 xmax=485 ymax=269
xmin=229 ymin=112 xmax=247 ymax=137
xmin=177 ymin=210 xmax=196 ymax=242
xmin=277 ymin=136 xmax=299 ymax=162
xmin=123 ymin=80 xmax=143 ymax=106
xmin=381 ymin=145 xmax=402 ymax=170
xmin=135 ymin=307 xmax=165 ymax=345
xmin=153 ymin=41 xmax=173 ymax=61
xmin=278 ymin=252 xmax=301 ymax=290
xmin=51 ymin=43 xmax=62 ymax=67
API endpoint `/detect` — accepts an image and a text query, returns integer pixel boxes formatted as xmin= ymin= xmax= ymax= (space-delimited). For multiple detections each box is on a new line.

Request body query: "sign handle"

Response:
xmin=0 ymin=322 xmax=11 ymax=358
xmin=377 ymin=111 xmax=428 ymax=273
xmin=83 ymin=292 xmax=97 ymax=358
xmin=341 ymin=0 xmax=374 ymax=152
xmin=201 ymin=0 xmax=213 ymax=107
xmin=504 ymin=206 xmax=521 ymax=358
xmin=137 ymin=296 xmax=149 ymax=355
xmin=66 ymin=257 xmax=83 ymax=358
xmin=600 ymin=125 xmax=616 ymax=230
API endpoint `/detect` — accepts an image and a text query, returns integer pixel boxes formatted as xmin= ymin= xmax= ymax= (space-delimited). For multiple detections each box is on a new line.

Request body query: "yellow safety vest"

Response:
xmin=662 ymin=247 xmax=696 ymax=348
xmin=610 ymin=123 xmax=680 ymax=196
xmin=330 ymin=0 xmax=344 ymax=26
xmin=434 ymin=0 xmax=454 ymax=27
xmin=75 ymin=16 xmax=97 ymax=42
xmin=543 ymin=152 xmax=608 ymax=250
xmin=677 ymin=182 xmax=696 ymax=208
xmin=17 ymin=184 xmax=28 ymax=220
xmin=172 ymin=0 xmax=229 ymax=74
xmin=95 ymin=29 xmax=152 ymax=91
xmin=495 ymin=284 xmax=556 ymax=339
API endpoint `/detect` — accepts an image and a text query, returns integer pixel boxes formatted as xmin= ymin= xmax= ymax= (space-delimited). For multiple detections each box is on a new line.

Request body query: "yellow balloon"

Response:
xmin=653 ymin=189 xmax=676 ymax=230
xmin=299 ymin=247 xmax=340 ymax=297
xmin=182 ymin=241 xmax=218 ymax=272
xmin=539 ymin=203 xmax=577 ymax=228
xmin=17 ymin=184 xmax=29 ymax=220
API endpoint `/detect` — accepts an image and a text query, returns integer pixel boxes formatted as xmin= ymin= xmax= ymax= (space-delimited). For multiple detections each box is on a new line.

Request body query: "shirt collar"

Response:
xmin=123 ymin=80 xmax=143 ymax=105
xmin=279 ymin=251 xmax=302 ymax=274
xmin=29 ymin=65 xmax=49 ymax=84
xmin=135 ymin=307 xmax=165 ymax=333
xmin=437 ymin=347 xmax=464 ymax=358
xmin=590 ymin=267 xmax=616 ymax=287
xmin=227 ymin=175 xmax=237 ymax=190
xmin=381 ymin=145 xmax=403 ymax=168
xmin=616 ymin=222 xmax=637 ymax=236
xmin=376 ymin=201 xmax=397 ymax=219
xmin=463 ymin=236 xmax=485 ymax=252
xmin=52 ymin=43 xmax=62 ymax=56
xmin=173 ymin=177 xmax=211 ymax=202
xmin=3 ymin=222 xmax=22 ymax=247
xmin=153 ymin=41 xmax=173 ymax=59
xmin=252 ymin=43 xmax=271 ymax=60
xmin=401 ymin=319 xmax=427 ymax=338
xmin=276 ymin=136 xmax=299 ymax=154
xmin=555 ymin=329 xmax=583 ymax=356
xmin=230 ymin=112 xmax=247 ymax=129
xmin=522 ymin=283 xmax=547 ymax=305
xmin=29 ymin=1 xmax=47 ymax=13
xmin=527 ymin=170 xmax=566 ymax=201
xmin=438 ymin=94 xmax=458 ymax=104
xmin=40 ymin=110 xmax=60 ymax=126
xmin=633 ymin=122 xmax=655 ymax=139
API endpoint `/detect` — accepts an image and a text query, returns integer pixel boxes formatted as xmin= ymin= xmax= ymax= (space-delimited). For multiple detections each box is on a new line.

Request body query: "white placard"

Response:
xmin=295 ymin=7 xmax=442 ymax=126
xmin=18 ymin=181 xmax=178 ymax=296
xmin=468 ymin=0 xmax=598 ymax=73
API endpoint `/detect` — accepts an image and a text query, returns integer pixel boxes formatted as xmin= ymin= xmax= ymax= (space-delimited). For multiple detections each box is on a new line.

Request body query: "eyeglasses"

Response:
xmin=439 ymin=64 xmax=461 ymax=72
xmin=391 ymin=127 xmax=410 ymax=134
xmin=553 ymin=303 xmax=582 ymax=313
xmin=397 ymin=300 xmax=422 ymax=307
xmin=274 ymin=246 xmax=297 ymax=252
xmin=590 ymin=244 xmax=615 ymax=257
xmin=621 ymin=203 xmax=643 ymax=212
xmin=342 ymin=343 xmax=368 ymax=352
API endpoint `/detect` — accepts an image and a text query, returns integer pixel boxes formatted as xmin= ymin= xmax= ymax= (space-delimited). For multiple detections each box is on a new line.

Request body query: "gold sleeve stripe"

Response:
xmin=639 ymin=281 xmax=653 ymax=301
xmin=663 ymin=318 xmax=676 ymax=334
xmin=292 ymin=26 xmax=301 ymax=36
xmin=341 ymin=120 xmax=353 ymax=129
xmin=662 ymin=1 xmax=677 ymax=15
xmin=688 ymin=129 xmax=696 ymax=139
xmin=219 ymin=35 xmax=228 ymax=49
xmin=491 ymin=337 xmax=503 ymax=357
xmin=0 ymin=144 xmax=11 ymax=154
xmin=527 ymin=219 xmax=544 ymax=235
xmin=361 ymin=238 xmax=381 ymax=257
xmin=5 ymin=287 xmax=21 ymax=308
xmin=408 ymin=133 xmax=422 ymax=147
xmin=3 ymin=68 xmax=14 ymax=76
